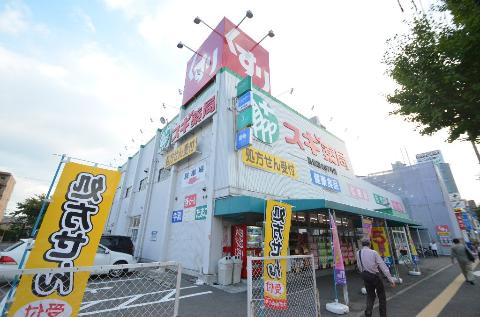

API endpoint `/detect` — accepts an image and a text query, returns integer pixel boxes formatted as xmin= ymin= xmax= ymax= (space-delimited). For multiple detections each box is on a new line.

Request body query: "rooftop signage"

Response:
xmin=181 ymin=17 xmax=270 ymax=106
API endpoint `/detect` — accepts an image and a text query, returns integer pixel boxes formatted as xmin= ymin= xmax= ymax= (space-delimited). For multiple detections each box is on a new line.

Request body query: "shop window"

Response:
xmin=129 ymin=216 xmax=141 ymax=242
xmin=157 ymin=168 xmax=171 ymax=182
xmin=139 ymin=177 xmax=148 ymax=191
xmin=125 ymin=186 xmax=132 ymax=198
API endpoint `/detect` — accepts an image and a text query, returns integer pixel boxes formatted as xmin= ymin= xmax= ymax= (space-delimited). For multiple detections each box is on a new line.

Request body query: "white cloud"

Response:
xmin=74 ymin=9 xmax=96 ymax=33
xmin=0 ymin=1 xmax=29 ymax=35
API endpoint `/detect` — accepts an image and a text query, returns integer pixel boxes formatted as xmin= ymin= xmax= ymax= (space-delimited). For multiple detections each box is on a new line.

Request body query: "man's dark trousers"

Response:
xmin=362 ymin=272 xmax=387 ymax=317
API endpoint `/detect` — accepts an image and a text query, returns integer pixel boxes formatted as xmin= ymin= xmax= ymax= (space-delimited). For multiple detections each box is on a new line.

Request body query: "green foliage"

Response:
xmin=384 ymin=0 xmax=480 ymax=143
xmin=9 ymin=194 xmax=48 ymax=237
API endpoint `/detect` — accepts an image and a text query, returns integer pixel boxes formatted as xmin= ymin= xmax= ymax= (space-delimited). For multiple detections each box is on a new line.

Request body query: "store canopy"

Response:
xmin=214 ymin=195 xmax=421 ymax=226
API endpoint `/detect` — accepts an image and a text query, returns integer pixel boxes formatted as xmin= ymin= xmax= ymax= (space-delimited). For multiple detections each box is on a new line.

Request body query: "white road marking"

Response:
xmin=88 ymin=277 xmax=143 ymax=285
xmin=85 ymin=286 xmax=113 ymax=294
xmin=79 ymin=286 xmax=212 ymax=316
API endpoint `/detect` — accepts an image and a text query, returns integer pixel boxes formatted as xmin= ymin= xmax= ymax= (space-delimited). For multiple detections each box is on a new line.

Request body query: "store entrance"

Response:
xmin=391 ymin=228 xmax=409 ymax=263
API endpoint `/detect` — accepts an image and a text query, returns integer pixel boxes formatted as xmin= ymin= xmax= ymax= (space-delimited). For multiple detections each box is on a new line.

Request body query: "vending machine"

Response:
xmin=231 ymin=225 xmax=262 ymax=278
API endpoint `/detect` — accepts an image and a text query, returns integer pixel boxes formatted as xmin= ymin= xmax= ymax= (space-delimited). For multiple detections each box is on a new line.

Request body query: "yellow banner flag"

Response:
xmin=371 ymin=227 xmax=394 ymax=267
xmin=8 ymin=162 xmax=121 ymax=317
xmin=263 ymin=200 xmax=292 ymax=310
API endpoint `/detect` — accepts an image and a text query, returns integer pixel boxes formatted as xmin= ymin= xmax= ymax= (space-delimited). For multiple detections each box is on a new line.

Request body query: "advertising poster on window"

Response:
xmin=8 ymin=162 xmax=121 ymax=317
xmin=361 ymin=218 xmax=373 ymax=239
xmin=371 ymin=227 xmax=393 ymax=267
xmin=263 ymin=200 xmax=292 ymax=310
xmin=329 ymin=213 xmax=346 ymax=285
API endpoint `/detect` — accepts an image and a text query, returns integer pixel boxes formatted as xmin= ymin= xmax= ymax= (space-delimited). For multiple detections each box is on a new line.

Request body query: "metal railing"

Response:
xmin=0 ymin=261 xmax=182 ymax=317
xmin=247 ymin=255 xmax=321 ymax=317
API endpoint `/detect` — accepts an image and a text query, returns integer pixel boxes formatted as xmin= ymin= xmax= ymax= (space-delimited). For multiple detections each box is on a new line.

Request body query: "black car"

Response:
xmin=100 ymin=235 xmax=135 ymax=256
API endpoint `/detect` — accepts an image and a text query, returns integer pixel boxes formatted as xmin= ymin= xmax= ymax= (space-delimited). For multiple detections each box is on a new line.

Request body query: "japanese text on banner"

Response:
xmin=8 ymin=162 xmax=121 ymax=317
xmin=263 ymin=200 xmax=292 ymax=310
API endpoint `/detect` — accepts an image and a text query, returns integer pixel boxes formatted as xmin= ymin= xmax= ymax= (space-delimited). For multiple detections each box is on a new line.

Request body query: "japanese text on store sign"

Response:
xmin=454 ymin=211 xmax=466 ymax=230
xmin=373 ymin=193 xmax=390 ymax=207
xmin=242 ymin=147 xmax=297 ymax=179
xmin=348 ymin=184 xmax=369 ymax=201
xmin=172 ymin=210 xmax=183 ymax=223
xmin=181 ymin=17 xmax=270 ymax=105
xmin=391 ymin=200 xmax=405 ymax=212
xmin=283 ymin=121 xmax=349 ymax=170
xmin=165 ymin=136 xmax=197 ymax=168
xmin=172 ymin=96 xmax=216 ymax=143
xmin=184 ymin=194 xmax=197 ymax=209
xmin=233 ymin=226 xmax=244 ymax=258
xmin=310 ymin=170 xmax=341 ymax=192
xmin=182 ymin=162 xmax=206 ymax=188
xmin=34 ymin=172 xmax=106 ymax=297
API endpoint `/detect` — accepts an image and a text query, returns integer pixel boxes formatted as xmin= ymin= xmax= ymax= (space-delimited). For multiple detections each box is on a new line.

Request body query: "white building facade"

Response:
xmin=106 ymin=67 xmax=418 ymax=279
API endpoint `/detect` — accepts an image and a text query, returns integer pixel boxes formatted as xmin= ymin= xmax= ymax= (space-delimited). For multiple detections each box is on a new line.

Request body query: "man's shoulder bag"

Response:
xmin=358 ymin=250 xmax=379 ymax=281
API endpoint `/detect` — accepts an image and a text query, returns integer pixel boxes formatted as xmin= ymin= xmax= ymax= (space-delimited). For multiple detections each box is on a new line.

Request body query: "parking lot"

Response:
xmin=79 ymin=274 xmax=214 ymax=316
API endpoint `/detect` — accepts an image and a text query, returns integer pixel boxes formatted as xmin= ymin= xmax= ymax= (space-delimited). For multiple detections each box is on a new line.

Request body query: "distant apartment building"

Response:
xmin=0 ymin=171 xmax=15 ymax=222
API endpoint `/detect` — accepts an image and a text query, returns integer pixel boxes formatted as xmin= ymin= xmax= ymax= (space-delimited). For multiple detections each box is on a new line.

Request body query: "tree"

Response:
xmin=384 ymin=0 xmax=480 ymax=162
xmin=9 ymin=194 xmax=48 ymax=237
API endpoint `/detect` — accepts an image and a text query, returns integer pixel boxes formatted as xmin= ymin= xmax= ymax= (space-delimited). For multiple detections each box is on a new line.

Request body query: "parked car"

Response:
xmin=100 ymin=235 xmax=135 ymax=256
xmin=0 ymin=239 xmax=136 ymax=282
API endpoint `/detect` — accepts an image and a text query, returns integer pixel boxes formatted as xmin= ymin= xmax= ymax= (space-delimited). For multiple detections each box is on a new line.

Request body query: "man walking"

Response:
xmin=451 ymin=238 xmax=475 ymax=285
xmin=429 ymin=240 xmax=439 ymax=257
xmin=356 ymin=239 xmax=395 ymax=317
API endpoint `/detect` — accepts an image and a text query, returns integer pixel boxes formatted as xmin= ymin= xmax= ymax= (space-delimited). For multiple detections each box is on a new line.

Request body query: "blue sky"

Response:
xmin=0 ymin=0 xmax=478 ymax=212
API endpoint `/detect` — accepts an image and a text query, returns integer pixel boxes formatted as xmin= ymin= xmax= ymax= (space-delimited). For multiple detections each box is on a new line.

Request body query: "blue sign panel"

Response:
xmin=237 ymin=91 xmax=252 ymax=112
xmin=310 ymin=170 xmax=341 ymax=192
xmin=235 ymin=128 xmax=252 ymax=151
xmin=462 ymin=212 xmax=473 ymax=231
xmin=172 ymin=210 xmax=183 ymax=223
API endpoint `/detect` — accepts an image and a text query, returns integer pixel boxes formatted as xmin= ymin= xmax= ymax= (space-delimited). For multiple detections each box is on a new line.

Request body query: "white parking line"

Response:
xmin=85 ymin=286 xmax=113 ymax=294
xmin=79 ymin=286 xmax=212 ymax=316
xmin=88 ymin=277 xmax=144 ymax=285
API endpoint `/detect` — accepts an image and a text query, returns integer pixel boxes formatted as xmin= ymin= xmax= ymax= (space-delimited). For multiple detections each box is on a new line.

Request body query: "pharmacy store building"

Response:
xmin=106 ymin=17 xmax=420 ymax=281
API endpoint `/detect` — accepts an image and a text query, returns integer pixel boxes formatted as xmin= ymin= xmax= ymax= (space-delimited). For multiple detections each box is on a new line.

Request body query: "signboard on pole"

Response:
xmin=371 ymin=227 xmax=393 ymax=267
xmin=330 ymin=213 xmax=346 ymax=285
xmin=8 ymin=162 xmax=121 ymax=317
xmin=264 ymin=200 xmax=292 ymax=310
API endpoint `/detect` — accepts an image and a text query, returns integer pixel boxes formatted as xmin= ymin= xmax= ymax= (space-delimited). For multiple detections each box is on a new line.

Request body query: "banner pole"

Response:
xmin=384 ymin=218 xmax=399 ymax=280
xmin=1 ymin=154 xmax=66 ymax=317
xmin=328 ymin=210 xmax=338 ymax=302
xmin=334 ymin=211 xmax=349 ymax=306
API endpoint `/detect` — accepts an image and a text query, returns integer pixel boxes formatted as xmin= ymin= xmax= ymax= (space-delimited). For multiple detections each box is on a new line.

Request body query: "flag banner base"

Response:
xmin=326 ymin=301 xmax=349 ymax=314
xmin=393 ymin=276 xmax=403 ymax=284
xmin=409 ymin=270 xmax=421 ymax=276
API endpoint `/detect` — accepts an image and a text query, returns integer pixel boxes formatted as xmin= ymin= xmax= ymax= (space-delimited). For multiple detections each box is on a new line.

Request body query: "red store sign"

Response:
xmin=283 ymin=121 xmax=349 ymax=170
xmin=172 ymin=95 xmax=216 ymax=143
xmin=184 ymin=194 xmax=197 ymax=209
xmin=181 ymin=17 xmax=270 ymax=106
xmin=454 ymin=211 xmax=466 ymax=230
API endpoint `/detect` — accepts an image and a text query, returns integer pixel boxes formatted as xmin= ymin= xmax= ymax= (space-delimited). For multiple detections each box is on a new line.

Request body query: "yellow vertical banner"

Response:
xmin=371 ymin=227 xmax=394 ymax=267
xmin=8 ymin=162 xmax=121 ymax=317
xmin=263 ymin=200 xmax=292 ymax=310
